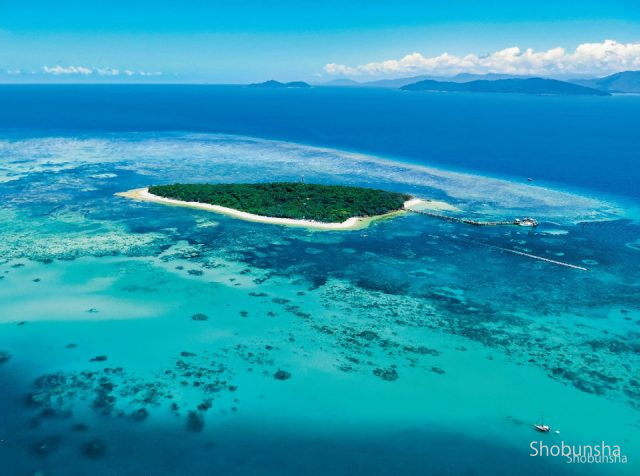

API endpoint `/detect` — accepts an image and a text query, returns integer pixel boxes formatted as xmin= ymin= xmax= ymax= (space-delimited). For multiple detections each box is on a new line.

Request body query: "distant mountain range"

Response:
xmin=248 ymin=80 xmax=311 ymax=89
xmin=400 ymin=78 xmax=610 ymax=96
xmin=569 ymin=71 xmax=640 ymax=93
xmin=319 ymin=73 xmax=534 ymax=88
xmin=364 ymin=73 xmax=528 ymax=88
xmin=262 ymin=71 xmax=640 ymax=96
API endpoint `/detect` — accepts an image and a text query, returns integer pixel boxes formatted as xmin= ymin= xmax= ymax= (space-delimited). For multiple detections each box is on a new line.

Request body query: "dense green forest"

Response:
xmin=148 ymin=182 xmax=411 ymax=222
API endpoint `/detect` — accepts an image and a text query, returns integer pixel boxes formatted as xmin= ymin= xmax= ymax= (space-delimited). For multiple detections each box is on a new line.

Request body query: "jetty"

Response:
xmin=407 ymin=207 xmax=588 ymax=271
xmin=406 ymin=208 xmax=538 ymax=228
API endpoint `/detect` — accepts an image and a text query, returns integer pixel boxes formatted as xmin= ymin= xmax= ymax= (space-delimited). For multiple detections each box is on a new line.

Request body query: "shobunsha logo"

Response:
xmin=530 ymin=441 xmax=628 ymax=464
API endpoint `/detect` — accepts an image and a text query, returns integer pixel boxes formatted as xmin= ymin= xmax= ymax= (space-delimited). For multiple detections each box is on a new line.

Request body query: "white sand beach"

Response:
xmin=117 ymin=188 xmax=440 ymax=231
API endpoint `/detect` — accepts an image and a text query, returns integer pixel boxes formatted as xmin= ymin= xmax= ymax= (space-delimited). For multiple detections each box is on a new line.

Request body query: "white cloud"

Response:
xmin=43 ymin=65 xmax=93 ymax=75
xmin=324 ymin=40 xmax=640 ymax=77
xmin=96 ymin=67 xmax=120 ymax=76
xmin=41 ymin=65 xmax=162 ymax=77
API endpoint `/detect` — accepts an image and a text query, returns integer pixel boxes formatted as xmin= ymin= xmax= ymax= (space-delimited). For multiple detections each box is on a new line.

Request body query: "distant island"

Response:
xmin=320 ymin=71 xmax=640 ymax=93
xmin=248 ymin=80 xmax=311 ymax=89
xmin=117 ymin=183 xmax=432 ymax=230
xmin=400 ymin=78 xmax=610 ymax=96
xmin=319 ymin=73 xmax=532 ymax=89
xmin=570 ymin=70 xmax=640 ymax=94
xmin=362 ymin=73 xmax=527 ymax=88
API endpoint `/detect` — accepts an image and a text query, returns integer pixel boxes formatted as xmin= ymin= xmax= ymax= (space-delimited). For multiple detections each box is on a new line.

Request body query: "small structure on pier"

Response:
xmin=514 ymin=217 xmax=538 ymax=227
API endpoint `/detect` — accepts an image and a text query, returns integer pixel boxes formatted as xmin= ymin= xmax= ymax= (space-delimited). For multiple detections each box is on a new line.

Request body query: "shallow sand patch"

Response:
xmin=404 ymin=197 xmax=460 ymax=212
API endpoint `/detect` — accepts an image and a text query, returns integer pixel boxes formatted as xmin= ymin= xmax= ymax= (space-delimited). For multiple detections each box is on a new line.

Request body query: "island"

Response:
xmin=400 ymin=77 xmax=611 ymax=96
xmin=570 ymin=70 xmax=640 ymax=94
xmin=117 ymin=182 xmax=437 ymax=231
xmin=248 ymin=80 xmax=311 ymax=89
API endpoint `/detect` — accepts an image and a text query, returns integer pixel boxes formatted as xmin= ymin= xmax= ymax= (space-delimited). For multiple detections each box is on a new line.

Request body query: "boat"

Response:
xmin=533 ymin=424 xmax=551 ymax=432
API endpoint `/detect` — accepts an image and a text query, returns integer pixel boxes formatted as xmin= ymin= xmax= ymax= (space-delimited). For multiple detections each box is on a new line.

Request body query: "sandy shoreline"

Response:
xmin=116 ymin=188 xmax=446 ymax=231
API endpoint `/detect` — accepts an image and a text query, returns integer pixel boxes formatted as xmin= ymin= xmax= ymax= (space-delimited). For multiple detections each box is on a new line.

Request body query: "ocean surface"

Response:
xmin=0 ymin=85 xmax=639 ymax=475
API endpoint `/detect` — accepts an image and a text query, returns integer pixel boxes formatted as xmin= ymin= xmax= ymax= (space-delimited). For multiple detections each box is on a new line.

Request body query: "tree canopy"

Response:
xmin=148 ymin=182 xmax=411 ymax=223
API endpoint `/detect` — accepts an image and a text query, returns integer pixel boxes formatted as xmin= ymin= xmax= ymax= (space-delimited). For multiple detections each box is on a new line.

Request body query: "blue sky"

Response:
xmin=1 ymin=1 xmax=639 ymax=82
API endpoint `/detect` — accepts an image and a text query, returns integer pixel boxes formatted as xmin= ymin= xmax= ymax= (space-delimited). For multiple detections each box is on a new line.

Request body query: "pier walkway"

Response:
xmin=405 ymin=208 xmax=537 ymax=228
xmin=407 ymin=208 xmax=589 ymax=271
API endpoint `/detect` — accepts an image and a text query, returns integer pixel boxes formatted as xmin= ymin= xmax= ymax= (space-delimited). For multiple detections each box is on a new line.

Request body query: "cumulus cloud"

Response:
xmin=324 ymin=40 xmax=640 ymax=77
xmin=42 ymin=65 xmax=162 ymax=77
xmin=43 ymin=65 xmax=93 ymax=75
xmin=96 ymin=67 xmax=120 ymax=76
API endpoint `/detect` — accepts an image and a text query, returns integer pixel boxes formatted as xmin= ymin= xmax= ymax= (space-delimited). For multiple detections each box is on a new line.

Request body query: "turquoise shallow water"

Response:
xmin=0 ymin=132 xmax=639 ymax=475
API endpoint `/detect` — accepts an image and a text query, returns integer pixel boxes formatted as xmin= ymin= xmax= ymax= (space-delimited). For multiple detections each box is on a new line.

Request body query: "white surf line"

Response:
xmin=492 ymin=245 xmax=589 ymax=271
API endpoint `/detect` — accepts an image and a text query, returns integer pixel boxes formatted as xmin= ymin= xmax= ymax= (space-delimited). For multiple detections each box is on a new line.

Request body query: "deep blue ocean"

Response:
xmin=0 ymin=85 xmax=638 ymax=200
xmin=0 ymin=86 xmax=639 ymax=476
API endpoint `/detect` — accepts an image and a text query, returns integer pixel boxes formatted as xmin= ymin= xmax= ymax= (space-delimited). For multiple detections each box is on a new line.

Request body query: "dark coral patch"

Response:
xmin=0 ymin=350 xmax=12 ymax=365
xmin=186 ymin=411 xmax=205 ymax=432
xmin=373 ymin=368 xmax=399 ymax=381
xmin=81 ymin=439 xmax=107 ymax=459
xmin=273 ymin=370 xmax=291 ymax=381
